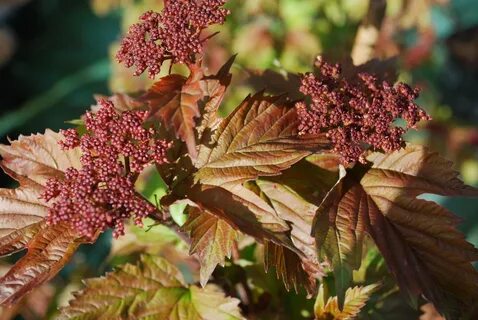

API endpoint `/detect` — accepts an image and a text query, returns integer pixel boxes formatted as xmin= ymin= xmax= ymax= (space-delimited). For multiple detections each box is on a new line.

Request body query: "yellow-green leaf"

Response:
xmin=59 ymin=255 xmax=245 ymax=320
xmin=314 ymin=283 xmax=379 ymax=320
xmin=183 ymin=208 xmax=238 ymax=286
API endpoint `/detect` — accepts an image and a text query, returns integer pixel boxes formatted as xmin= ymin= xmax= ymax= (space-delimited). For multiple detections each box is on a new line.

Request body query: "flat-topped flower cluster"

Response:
xmin=296 ymin=56 xmax=431 ymax=164
xmin=117 ymin=0 xmax=229 ymax=77
xmin=42 ymin=100 xmax=171 ymax=238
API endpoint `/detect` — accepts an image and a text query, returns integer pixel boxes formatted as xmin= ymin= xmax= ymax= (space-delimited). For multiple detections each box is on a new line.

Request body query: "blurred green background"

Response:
xmin=0 ymin=0 xmax=477 ymax=319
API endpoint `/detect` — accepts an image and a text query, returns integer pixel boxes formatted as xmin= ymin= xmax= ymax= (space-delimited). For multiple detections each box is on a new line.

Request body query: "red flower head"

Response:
xmin=116 ymin=0 xmax=230 ymax=78
xmin=296 ymin=56 xmax=431 ymax=164
xmin=42 ymin=99 xmax=172 ymax=239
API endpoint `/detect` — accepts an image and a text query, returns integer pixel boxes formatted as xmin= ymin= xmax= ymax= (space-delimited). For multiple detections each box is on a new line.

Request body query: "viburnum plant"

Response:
xmin=1 ymin=1 xmax=478 ymax=319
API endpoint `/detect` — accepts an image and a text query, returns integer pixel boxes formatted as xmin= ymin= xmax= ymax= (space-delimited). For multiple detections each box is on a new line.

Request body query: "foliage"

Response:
xmin=1 ymin=1 xmax=478 ymax=320
xmin=59 ymin=255 xmax=243 ymax=320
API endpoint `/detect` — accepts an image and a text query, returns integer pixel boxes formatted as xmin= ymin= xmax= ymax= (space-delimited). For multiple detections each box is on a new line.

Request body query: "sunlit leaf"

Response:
xmin=0 ymin=130 xmax=85 ymax=305
xmin=0 ymin=222 xmax=82 ymax=305
xmin=0 ymin=184 xmax=46 ymax=257
xmin=143 ymin=58 xmax=235 ymax=160
xmin=195 ymin=92 xmax=328 ymax=186
xmin=143 ymin=69 xmax=200 ymax=158
xmin=183 ymin=208 xmax=237 ymax=287
xmin=59 ymin=255 xmax=245 ymax=320
xmin=314 ymin=283 xmax=380 ymax=320
xmin=313 ymin=145 xmax=478 ymax=315
xmin=197 ymin=55 xmax=235 ymax=141
xmin=0 ymin=129 xmax=81 ymax=186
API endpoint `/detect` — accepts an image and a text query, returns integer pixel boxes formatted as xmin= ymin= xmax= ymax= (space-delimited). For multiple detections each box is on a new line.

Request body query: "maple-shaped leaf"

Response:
xmin=0 ymin=130 xmax=84 ymax=305
xmin=264 ymin=241 xmax=318 ymax=295
xmin=183 ymin=207 xmax=237 ymax=287
xmin=313 ymin=145 xmax=478 ymax=315
xmin=59 ymin=254 xmax=245 ymax=320
xmin=197 ymin=55 xmax=235 ymax=141
xmin=0 ymin=129 xmax=81 ymax=185
xmin=314 ymin=283 xmax=380 ymax=320
xmin=195 ymin=92 xmax=328 ymax=186
xmin=189 ymin=96 xmax=328 ymax=282
xmin=143 ymin=68 xmax=201 ymax=158
xmin=186 ymin=183 xmax=297 ymax=256
xmin=143 ymin=58 xmax=235 ymax=160
xmin=0 ymin=222 xmax=82 ymax=305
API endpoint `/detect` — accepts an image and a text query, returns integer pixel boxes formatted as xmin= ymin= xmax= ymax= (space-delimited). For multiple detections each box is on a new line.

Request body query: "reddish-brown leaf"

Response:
xmin=313 ymin=145 xmax=478 ymax=314
xmin=197 ymin=55 xmax=235 ymax=140
xmin=255 ymin=161 xmax=338 ymax=295
xmin=195 ymin=93 xmax=328 ymax=186
xmin=186 ymin=183 xmax=292 ymax=246
xmin=183 ymin=208 xmax=237 ymax=286
xmin=188 ymin=95 xmax=328 ymax=290
xmin=0 ymin=222 xmax=82 ymax=305
xmin=0 ymin=129 xmax=81 ymax=185
xmin=143 ymin=58 xmax=235 ymax=159
xmin=0 ymin=130 xmax=85 ymax=305
xmin=264 ymin=241 xmax=317 ymax=295
xmin=143 ymin=66 xmax=203 ymax=159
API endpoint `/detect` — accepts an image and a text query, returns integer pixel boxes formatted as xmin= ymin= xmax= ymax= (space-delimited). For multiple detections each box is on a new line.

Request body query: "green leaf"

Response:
xmin=313 ymin=145 xmax=478 ymax=316
xmin=195 ymin=92 xmax=328 ymax=186
xmin=314 ymin=283 xmax=380 ymax=320
xmin=59 ymin=255 xmax=245 ymax=320
xmin=183 ymin=208 xmax=237 ymax=287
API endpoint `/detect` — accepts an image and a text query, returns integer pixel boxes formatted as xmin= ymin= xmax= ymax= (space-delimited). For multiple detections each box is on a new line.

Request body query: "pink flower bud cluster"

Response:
xmin=296 ymin=56 xmax=431 ymax=164
xmin=42 ymin=99 xmax=171 ymax=239
xmin=116 ymin=0 xmax=229 ymax=78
